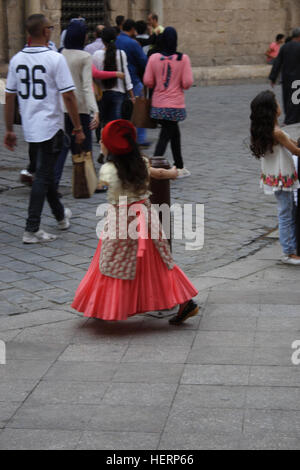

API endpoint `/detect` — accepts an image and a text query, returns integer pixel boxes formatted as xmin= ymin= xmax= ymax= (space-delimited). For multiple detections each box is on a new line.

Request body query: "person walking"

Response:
xmin=269 ymin=28 xmax=300 ymax=125
xmin=144 ymin=27 xmax=194 ymax=178
xmin=93 ymin=27 xmax=134 ymax=129
xmin=250 ymin=90 xmax=300 ymax=265
xmin=4 ymin=14 xmax=85 ymax=244
xmin=72 ymin=119 xmax=199 ymax=324
xmin=116 ymin=19 xmax=149 ymax=147
xmin=265 ymin=34 xmax=285 ymax=65
xmin=54 ymin=21 xmax=99 ymax=188
xmin=84 ymin=25 xmax=105 ymax=55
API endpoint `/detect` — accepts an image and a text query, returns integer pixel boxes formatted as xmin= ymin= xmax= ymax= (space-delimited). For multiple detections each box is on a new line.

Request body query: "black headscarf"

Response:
xmin=160 ymin=26 xmax=182 ymax=61
xmin=64 ymin=20 xmax=87 ymax=50
xmin=161 ymin=27 xmax=178 ymax=56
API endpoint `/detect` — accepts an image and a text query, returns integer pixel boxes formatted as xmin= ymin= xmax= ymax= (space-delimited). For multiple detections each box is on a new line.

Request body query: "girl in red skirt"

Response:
xmin=72 ymin=120 xmax=199 ymax=325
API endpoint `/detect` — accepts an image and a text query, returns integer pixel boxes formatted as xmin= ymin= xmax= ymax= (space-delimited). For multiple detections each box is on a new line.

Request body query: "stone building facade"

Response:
xmin=1 ymin=0 xmax=300 ymax=66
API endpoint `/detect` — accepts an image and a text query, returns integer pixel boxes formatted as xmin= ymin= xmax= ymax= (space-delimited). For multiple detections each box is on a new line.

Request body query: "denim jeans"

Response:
xmin=26 ymin=130 xmax=65 ymax=233
xmin=133 ymin=81 xmax=147 ymax=144
xmin=100 ymin=91 xmax=125 ymax=127
xmin=55 ymin=114 xmax=92 ymax=186
xmin=275 ymin=190 xmax=297 ymax=255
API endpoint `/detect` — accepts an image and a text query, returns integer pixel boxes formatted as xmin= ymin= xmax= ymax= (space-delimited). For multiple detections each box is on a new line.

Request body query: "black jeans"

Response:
xmin=54 ymin=114 xmax=92 ymax=186
xmin=27 ymin=143 xmax=37 ymax=174
xmin=154 ymin=120 xmax=184 ymax=169
xmin=26 ymin=130 xmax=65 ymax=233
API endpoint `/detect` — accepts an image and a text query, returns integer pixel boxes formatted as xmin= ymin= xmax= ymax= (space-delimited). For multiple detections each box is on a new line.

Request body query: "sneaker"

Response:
xmin=177 ymin=168 xmax=191 ymax=179
xmin=169 ymin=300 xmax=200 ymax=325
xmin=58 ymin=208 xmax=72 ymax=231
xmin=282 ymin=256 xmax=300 ymax=266
xmin=23 ymin=230 xmax=57 ymax=244
xmin=20 ymin=169 xmax=34 ymax=186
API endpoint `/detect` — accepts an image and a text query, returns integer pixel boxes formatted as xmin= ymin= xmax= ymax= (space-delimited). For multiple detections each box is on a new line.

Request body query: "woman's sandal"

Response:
xmin=169 ymin=300 xmax=200 ymax=326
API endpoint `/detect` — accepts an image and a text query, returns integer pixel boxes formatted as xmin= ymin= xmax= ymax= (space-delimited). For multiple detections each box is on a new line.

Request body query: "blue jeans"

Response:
xmin=26 ymin=130 xmax=65 ymax=233
xmin=133 ymin=81 xmax=147 ymax=144
xmin=275 ymin=190 xmax=297 ymax=255
xmin=100 ymin=91 xmax=125 ymax=126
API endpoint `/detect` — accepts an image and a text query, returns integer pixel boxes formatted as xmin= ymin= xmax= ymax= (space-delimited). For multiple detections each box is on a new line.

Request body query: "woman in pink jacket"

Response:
xmin=144 ymin=27 xmax=194 ymax=178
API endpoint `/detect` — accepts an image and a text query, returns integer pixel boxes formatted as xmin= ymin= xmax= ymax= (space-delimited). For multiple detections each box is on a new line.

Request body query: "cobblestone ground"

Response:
xmin=2 ymin=84 xmax=300 ymax=450
xmin=0 ymin=83 xmax=279 ymax=316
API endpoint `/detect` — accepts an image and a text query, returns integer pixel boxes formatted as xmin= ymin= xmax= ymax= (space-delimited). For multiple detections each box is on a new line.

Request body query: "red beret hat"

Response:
xmin=102 ymin=120 xmax=137 ymax=156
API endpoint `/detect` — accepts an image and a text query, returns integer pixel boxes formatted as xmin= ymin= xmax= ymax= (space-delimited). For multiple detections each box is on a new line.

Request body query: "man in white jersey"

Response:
xmin=4 ymin=14 xmax=85 ymax=244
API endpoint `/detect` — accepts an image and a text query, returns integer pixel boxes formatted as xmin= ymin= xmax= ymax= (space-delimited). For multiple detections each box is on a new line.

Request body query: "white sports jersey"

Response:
xmin=5 ymin=46 xmax=75 ymax=143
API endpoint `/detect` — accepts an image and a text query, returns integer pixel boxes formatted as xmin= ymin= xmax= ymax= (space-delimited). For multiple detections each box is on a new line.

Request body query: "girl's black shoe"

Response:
xmin=169 ymin=300 xmax=199 ymax=325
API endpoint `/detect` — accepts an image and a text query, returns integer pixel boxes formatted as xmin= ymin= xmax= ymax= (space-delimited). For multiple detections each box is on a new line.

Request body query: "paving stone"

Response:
xmin=0 ymin=379 xmax=38 ymax=402
xmin=0 ymin=360 xmax=53 ymax=381
xmin=172 ymin=385 xmax=246 ymax=410
xmin=112 ymin=363 xmax=185 ymax=384
xmin=159 ymin=431 xmax=241 ymax=451
xmin=43 ymin=362 xmax=119 ymax=382
xmin=76 ymin=431 xmax=159 ymax=450
xmin=193 ymin=331 xmax=255 ymax=348
xmin=101 ymin=383 xmax=177 ymax=407
xmin=121 ymin=345 xmax=191 ymax=364
xmin=243 ymin=410 xmax=300 ymax=437
xmin=87 ymin=404 xmax=169 ymax=433
xmin=187 ymin=346 xmax=253 ymax=366
xmin=0 ymin=311 xmax=76 ymax=332
xmin=181 ymin=365 xmax=250 ymax=386
xmin=238 ymin=433 xmax=300 ymax=450
xmin=249 ymin=366 xmax=300 ymax=387
xmin=0 ymin=429 xmax=82 ymax=450
xmin=58 ymin=344 xmax=128 ymax=363
xmin=7 ymin=403 xmax=98 ymax=431
xmin=246 ymin=387 xmax=300 ymax=411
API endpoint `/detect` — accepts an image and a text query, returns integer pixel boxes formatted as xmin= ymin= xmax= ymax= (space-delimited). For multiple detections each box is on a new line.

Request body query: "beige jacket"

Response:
xmin=62 ymin=49 xmax=98 ymax=115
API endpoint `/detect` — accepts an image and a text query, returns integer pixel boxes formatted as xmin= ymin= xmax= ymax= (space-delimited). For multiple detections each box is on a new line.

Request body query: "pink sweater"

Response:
xmin=143 ymin=53 xmax=193 ymax=109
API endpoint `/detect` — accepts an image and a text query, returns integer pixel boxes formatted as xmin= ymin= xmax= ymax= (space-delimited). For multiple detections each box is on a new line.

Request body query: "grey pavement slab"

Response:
xmin=76 ymin=431 xmax=159 ymax=450
xmin=0 ymin=84 xmax=300 ymax=449
xmin=0 ymin=429 xmax=82 ymax=450
xmin=181 ymin=365 xmax=250 ymax=386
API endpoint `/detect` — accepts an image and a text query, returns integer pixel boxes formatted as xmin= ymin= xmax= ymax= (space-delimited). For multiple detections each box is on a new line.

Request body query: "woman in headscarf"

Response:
xmin=55 ymin=21 xmax=99 ymax=189
xmin=144 ymin=27 xmax=194 ymax=178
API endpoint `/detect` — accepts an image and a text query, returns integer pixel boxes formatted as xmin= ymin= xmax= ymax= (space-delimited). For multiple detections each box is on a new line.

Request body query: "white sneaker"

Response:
xmin=282 ymin=256 xmax=300 ymax=266
xmin=58 ymin=208 xmax=72 ymax=231
xmin=23 ymin=230 xmax=57 ymax=244
xmin=177 ymin=168 xmax=191 ymax=179
xmin=20 ymin=169 xmax=34 ymax=185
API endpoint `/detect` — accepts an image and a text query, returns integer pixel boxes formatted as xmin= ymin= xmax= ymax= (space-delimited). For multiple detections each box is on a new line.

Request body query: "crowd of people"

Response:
xmin=3 ymin=12 xmax=198 ymax=325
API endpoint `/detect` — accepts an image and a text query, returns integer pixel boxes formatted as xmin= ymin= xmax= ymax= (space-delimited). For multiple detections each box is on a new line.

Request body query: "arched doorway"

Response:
xmin=61 ymin=0 xmax=111 ymax=38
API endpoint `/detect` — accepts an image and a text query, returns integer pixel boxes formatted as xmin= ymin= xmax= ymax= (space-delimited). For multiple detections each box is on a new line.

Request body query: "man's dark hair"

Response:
xmin=135 ymin=20 xmax=147 ymax=36
xmin=151 ymin=13 xmax=159 ymax=22
xmin=116 ymin=15 xmax=125 ymax=27
xmin=69 ymin=11 xmax=81 ymax=21
xmin=123 ymin=19 xmax=136 ymax=32
xmin=276 ymin=34 xmax=285 ymax=42
xmin=95 ymin=25 xmax=104 ymax=38
xmin=292 ymin=27 xmax=300 ymax=39
xmin=26 ymin=14 xmax=47 ymax=38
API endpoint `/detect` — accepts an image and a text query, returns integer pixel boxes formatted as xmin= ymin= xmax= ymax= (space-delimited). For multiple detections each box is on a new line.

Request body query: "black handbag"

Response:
xmin=120 ymin=51 xmax=134 ymax=120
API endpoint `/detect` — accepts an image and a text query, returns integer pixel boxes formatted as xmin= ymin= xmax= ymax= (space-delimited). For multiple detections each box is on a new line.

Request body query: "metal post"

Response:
xmin=149 ymin=155 xmax=172 ymax=248
xmin=297 ymin=151 xmax=300 ymax=255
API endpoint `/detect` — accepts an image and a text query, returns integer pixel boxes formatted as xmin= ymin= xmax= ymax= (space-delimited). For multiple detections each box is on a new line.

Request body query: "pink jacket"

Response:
xmin=143 ymin=53 xmax=193 ymax=109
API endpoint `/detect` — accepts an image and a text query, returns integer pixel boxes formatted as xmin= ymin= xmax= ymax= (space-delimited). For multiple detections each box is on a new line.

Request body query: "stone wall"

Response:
xmin=111 ymin=0 xmax=300 ymax=66
xmin=2 ymin=0 xmax=300 ymax=66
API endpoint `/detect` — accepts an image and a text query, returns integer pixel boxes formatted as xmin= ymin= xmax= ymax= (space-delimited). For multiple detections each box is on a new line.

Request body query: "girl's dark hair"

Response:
xmin=250 ymin=90 xmax=278 ymax=159
xmin=107 ymin=137 xmax=149 ymax=194
xmin=101 ymin=27 xmax=118 ymax=89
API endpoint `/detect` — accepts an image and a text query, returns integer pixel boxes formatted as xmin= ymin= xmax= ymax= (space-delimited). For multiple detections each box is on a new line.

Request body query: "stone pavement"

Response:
xmin=0 ymin=83 xmax=300 ymax=450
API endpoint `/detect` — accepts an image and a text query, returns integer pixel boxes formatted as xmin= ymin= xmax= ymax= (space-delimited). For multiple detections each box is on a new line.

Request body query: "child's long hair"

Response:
xmin=250 ymin=90 xmax=278 ymax=159
xmin=101 ymin=27 xmax=118 ymax=90
xmin=107 ymin=137 xmax=150 ymax=195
